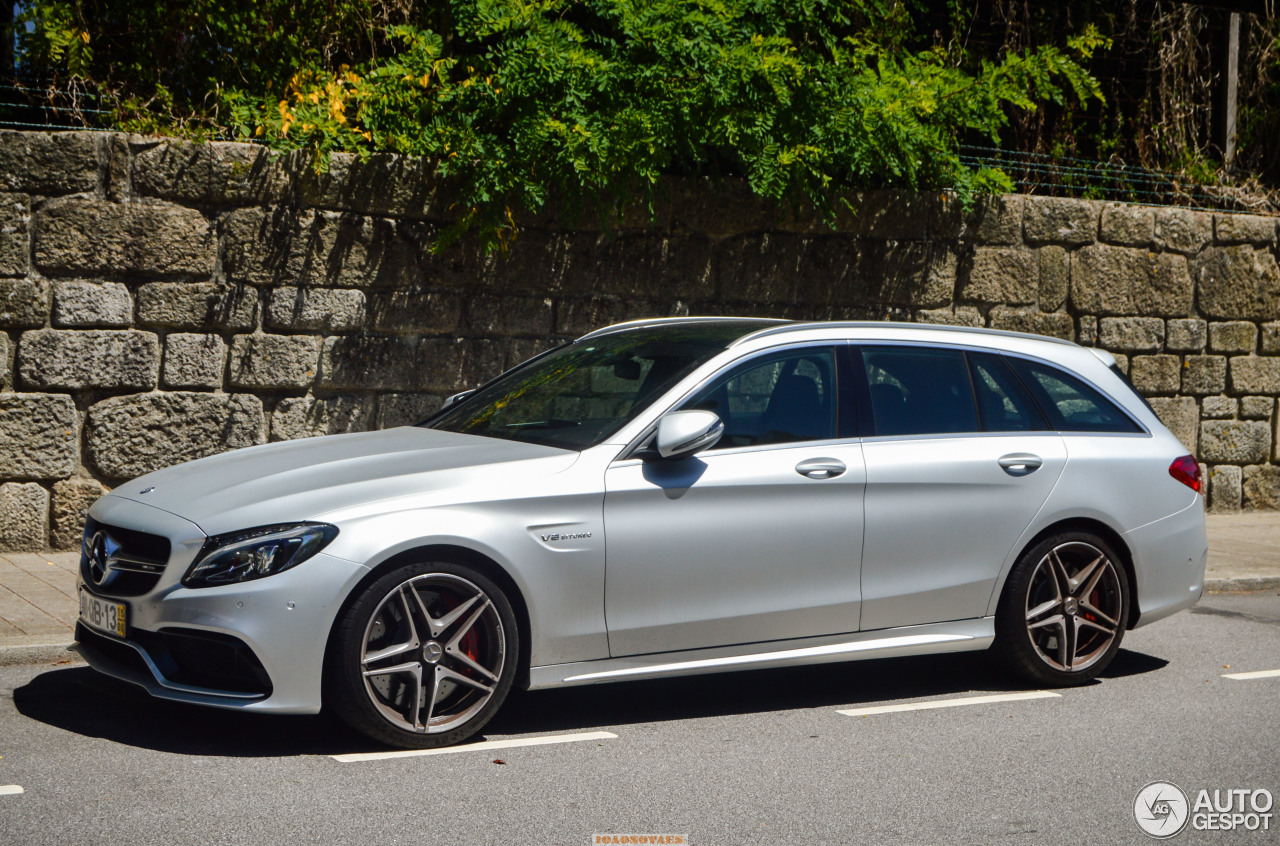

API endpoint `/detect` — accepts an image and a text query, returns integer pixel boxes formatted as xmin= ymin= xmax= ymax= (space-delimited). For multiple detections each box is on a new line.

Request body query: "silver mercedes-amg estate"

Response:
xmin=75 ymin=318 xmax=1207 ymax=748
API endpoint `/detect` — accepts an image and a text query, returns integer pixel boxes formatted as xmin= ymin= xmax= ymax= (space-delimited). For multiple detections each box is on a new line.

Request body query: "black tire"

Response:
xmin=325 ymin=560 xmax=519 ymax=749
xmin=995 ymin=531 xmax=1130 ymax=686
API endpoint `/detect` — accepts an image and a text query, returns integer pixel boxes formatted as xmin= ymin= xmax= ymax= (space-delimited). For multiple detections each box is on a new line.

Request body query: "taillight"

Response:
xmin=1169 ymin=455 xmax=1201 ymax=493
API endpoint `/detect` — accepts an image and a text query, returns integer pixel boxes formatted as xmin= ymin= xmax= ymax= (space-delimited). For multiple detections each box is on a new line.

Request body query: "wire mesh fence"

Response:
xmin=0 ymin=82 xmax=115 ymax=131
xmin=958 ymin=144 xmax=1279 ymax=216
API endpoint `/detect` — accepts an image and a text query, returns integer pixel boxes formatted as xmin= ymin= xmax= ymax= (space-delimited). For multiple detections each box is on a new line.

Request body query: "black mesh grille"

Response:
xmin=77 ymin=623 xmax=273 ymax=698
xmin=75 ymin=622 xmax=152 ymax=677
xmin=80 ymin=517 xmax=172 ymax=597
xmin=141 ymin=628 xmax=273 ymax=696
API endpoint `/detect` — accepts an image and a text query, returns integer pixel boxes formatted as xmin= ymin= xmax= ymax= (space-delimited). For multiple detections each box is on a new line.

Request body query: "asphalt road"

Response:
xmin=1 ymin=592 xmax=1277 ymax=846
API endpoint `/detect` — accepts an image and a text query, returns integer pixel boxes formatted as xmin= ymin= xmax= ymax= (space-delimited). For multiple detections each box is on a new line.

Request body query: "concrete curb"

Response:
xmin=1205 ymin=576 xmax=1280 ymax=593
xmin=0 ymin=637 xmax=79 ymax=667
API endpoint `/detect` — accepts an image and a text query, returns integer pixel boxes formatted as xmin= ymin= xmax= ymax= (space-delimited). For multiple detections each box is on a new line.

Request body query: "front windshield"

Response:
xmin=424 ymin=323 xmax=769 ymax=449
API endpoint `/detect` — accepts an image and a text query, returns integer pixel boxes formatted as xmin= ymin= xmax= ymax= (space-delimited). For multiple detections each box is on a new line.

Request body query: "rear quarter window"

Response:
xmin=1007 ymin=357 xmax=1143 ymax=434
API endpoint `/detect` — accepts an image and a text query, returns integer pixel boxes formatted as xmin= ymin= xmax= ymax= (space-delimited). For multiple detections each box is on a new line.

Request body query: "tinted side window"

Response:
xmin=862 ymin=346 xmax=978 ymax=436
xmin=1007 ymin=358 xmax=1142 ymax=433
xmin=682 ymin=348 xmax=837 ymax=447
xmin=970 ymin=353 xmax=1047 ymax=432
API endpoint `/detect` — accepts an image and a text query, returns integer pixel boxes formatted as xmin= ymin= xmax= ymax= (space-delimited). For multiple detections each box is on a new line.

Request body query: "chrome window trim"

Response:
xmin=609 ymin=435 xmax=865 ymax=467
xmin=614 ymin=335 xmax=1153 ymax=460
xmin=858 ymin=430 xmax=1068 ymax=446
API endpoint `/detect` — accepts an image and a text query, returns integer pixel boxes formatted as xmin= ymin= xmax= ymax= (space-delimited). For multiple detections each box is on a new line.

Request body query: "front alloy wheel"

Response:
xmin=996 ymin=533 xmax=1129 ymax=685
xmin=327 ymin=562 xmax=518 ymax=748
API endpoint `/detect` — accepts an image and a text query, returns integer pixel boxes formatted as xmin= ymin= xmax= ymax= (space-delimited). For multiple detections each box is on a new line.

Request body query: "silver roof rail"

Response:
xmin=730 ymin=320 xmax=1079 ymax=347
xmin=575 ymin=316 xmax=789 ymax=342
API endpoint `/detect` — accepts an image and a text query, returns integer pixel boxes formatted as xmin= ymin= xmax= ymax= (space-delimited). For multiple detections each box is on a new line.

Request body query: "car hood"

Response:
xmin=107 ymin=427 xmax=579 ymax=537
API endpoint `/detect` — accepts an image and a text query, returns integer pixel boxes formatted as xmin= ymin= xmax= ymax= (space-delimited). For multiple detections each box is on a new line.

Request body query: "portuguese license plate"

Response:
xmin=79 ymin=587 xmax=127 ymax=638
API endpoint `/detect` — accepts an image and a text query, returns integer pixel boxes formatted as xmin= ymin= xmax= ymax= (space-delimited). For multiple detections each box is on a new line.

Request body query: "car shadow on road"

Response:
xmin=13 ymin=647 xmax=1168 ymax=756
xmin=12 ymin=665 xmax=367 ymax=757
xmin=484 ymin=647 xmax=1168 ymax=737
xmin=1098 ymin=648 xmax=1170 ymax=678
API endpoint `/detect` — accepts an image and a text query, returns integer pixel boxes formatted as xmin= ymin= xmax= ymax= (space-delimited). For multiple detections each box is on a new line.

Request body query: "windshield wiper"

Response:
xmin=504 ymin=419 xmax=582 ymax=430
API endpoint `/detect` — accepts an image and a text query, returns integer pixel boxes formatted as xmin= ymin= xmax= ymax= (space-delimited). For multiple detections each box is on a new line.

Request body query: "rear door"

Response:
xmin=857 ymin=346 xmax=1067 ymax=631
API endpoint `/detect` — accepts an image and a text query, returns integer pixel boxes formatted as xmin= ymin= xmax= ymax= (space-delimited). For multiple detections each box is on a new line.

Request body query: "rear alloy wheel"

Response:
xmin=996 ymin=533 xmax=1129 ymax=686
xmin=327 ymin=562 xmax=518 ymax=748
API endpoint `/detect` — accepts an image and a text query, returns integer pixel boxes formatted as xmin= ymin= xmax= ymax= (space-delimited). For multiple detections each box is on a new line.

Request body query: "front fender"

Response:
xmin=321 ymin=501 xmax=609 ymax=667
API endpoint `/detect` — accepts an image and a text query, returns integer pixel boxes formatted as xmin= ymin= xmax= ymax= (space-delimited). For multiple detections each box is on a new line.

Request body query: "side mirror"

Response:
xmin=653 ymin=410 xmax=724 ymax=459
xmin=442 ymin=389 xmax=474 ymax=409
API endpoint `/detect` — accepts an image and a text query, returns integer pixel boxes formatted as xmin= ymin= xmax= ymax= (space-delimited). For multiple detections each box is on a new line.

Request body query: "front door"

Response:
xmin=602 ymin=345 xmax=865 ymax=657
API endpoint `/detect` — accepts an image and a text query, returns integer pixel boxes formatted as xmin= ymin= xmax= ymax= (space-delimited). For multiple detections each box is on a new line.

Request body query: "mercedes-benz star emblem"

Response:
xmin=87 ymin=531 xmax=121 ymax=587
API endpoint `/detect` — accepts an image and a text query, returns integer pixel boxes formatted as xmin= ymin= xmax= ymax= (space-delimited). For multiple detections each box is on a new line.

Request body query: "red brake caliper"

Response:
xmin=440 ymin=591 xmax=481 ymax=667
xmin=1084 ymin=588 xmax=1100 ymax=623
xmin=460 ymin=628 xmax=479 ymax=663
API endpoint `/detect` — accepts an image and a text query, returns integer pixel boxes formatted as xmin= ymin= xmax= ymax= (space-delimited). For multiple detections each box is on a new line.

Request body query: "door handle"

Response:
xmin=796 ymin=457 xmax=846 ymax=480
xmin=998 ymin=453 xmax=1043 ymax=476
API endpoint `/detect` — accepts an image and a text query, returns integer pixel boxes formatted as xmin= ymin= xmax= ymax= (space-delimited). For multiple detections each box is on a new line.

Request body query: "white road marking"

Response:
xmin=1222 ymin=668 xmax=1280 ymax=680
xmin=331 ymin=730 xmax=618 ymax=763
xmin=0 ymin=785 xmax=23 ymax=796
xmin=837 ymin=690 xmax=1061 ymax=717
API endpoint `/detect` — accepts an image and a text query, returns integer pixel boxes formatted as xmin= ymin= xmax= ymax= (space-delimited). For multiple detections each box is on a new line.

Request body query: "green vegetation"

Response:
xmin=6 ymin=2 xmax=1114 ymax=245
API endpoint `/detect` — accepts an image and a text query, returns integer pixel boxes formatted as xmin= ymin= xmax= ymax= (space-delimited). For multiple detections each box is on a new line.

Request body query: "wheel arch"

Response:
xmin=1003 ymin=517 xmax=1140 ymax=629
xmin=321 ymin=543 xmax=535 ymax=697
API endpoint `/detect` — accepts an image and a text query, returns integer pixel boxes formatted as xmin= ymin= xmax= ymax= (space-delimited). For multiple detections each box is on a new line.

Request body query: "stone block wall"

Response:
xmin=0 ymin=130 xmax=1278 ymax=549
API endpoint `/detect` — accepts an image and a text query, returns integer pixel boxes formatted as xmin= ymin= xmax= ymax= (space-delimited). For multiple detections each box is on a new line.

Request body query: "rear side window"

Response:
xmin=969 ymin=353 xmax=1047 ymax=432
xmin=862 ymin=346 xmax=978 ymax=436
xmin=1007 ymin=358 xmax=1142 ymax=434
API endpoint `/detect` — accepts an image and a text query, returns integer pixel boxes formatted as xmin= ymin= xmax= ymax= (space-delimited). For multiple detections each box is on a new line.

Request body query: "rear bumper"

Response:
xmin=1125 ymin=498 xmax=1207 ymax=628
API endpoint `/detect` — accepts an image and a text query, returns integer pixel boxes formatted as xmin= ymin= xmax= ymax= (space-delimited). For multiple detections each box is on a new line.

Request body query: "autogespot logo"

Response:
xmin=1135 ymin=781 xmax=1191 ymax=839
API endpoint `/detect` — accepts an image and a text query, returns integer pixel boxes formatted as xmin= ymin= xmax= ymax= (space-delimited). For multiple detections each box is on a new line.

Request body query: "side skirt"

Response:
xmin=528 ymin=617 xmax=995 ymax=690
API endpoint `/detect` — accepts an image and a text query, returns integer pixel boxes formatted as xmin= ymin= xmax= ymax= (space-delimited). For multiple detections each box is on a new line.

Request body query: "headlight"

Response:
xmin=183 ymin=523 xmax=339 ymax=588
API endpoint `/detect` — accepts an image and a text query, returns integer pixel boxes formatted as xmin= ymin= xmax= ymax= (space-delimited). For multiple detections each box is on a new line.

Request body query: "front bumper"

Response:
xmin=75 ymin=495 xmax=369 ymax=714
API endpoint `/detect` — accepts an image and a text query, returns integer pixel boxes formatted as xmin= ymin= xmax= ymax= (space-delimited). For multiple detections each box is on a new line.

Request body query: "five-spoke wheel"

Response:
xmin=326 ymin=562 xmax=518 ymax=748
xmin=996 ymin=532 xmax=1129 ymax=685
